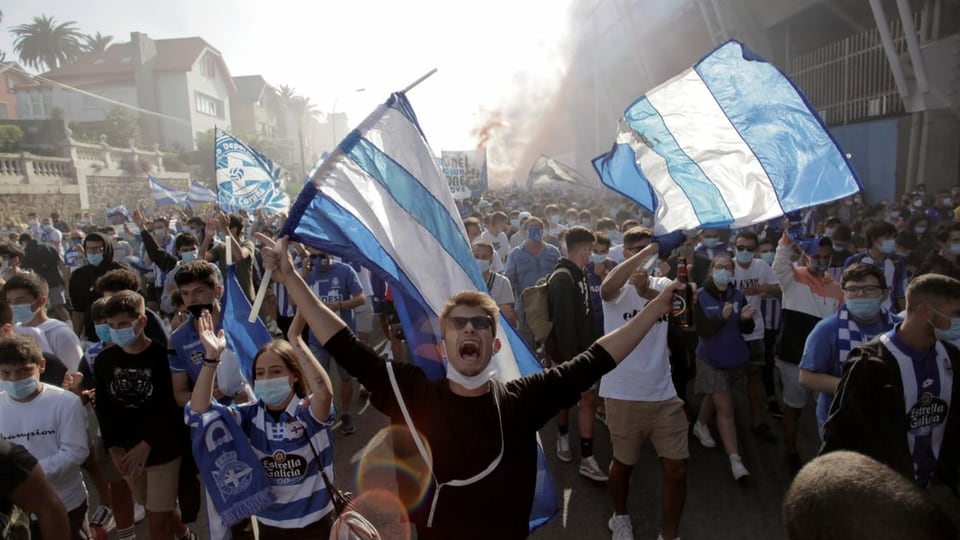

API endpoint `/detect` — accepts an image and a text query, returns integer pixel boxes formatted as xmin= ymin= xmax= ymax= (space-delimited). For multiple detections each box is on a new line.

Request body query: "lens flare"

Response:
xmin=345 ymin=488 xmax=412 ymax=540
xmin=356 ymin=425 xmax=433 ymax=513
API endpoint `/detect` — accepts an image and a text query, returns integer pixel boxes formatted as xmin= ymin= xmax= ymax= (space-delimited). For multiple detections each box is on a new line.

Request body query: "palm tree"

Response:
xmin=12 ymin=15 xmax=83 ymax=71
xmin=82 ymin=32 xmax=113 ymax=54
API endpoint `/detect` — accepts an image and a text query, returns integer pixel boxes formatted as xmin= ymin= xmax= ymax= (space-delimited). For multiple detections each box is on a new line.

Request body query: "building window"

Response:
xmin=195 ymin=91 xmax=224 ymax=119
xmin=200 ymin=53 xmax=217 ymax=79
xmin=20 ymin=92 xmax=51 ymax=119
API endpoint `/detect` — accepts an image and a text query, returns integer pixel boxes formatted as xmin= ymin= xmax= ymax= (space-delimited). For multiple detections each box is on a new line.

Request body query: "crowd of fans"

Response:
xmin=1 ymin=181 xmax=960 ymax=539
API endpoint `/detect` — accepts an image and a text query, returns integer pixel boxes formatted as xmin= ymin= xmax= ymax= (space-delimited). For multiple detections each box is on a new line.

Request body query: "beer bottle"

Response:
xmin=673 ymin=256 xmax=695 ymax=328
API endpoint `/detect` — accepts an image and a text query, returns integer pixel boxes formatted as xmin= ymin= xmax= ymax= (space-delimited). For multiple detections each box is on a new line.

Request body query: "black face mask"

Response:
xmin=187 ymin=303 xmax=215 ymax=319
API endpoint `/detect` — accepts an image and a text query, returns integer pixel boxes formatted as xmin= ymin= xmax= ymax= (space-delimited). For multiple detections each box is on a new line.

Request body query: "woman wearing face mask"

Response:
xmin=690 ymin=254 xmax=757 ymax=481
xmin=187 ymin=311 xmax=336 ymax=539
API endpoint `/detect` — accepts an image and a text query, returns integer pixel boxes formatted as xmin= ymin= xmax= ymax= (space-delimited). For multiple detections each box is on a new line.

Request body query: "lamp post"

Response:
xmin=330 ymin=88 xmax=365 ymax=151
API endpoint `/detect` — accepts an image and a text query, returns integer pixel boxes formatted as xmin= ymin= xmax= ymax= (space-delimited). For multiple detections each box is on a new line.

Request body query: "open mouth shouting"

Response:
xmin=459 ymin=340 xmax=482 ymax=364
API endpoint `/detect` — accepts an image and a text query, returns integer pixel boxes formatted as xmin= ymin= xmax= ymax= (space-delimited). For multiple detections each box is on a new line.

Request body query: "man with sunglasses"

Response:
xmin=799 ymin=263 xmax=899 ymax=436
xmin=256 ymin=234 xmax=685 ymax=540
xmin=821 ymin=273 xmax=960 ymax=493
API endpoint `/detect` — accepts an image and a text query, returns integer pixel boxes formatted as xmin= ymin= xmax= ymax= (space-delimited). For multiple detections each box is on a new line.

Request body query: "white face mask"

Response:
xmin=445 ymin=360 xmax=496 ymax=390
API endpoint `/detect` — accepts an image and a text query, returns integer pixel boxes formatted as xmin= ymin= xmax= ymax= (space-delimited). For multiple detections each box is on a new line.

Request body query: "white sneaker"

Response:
xmin=608 ymin=514 xmax=634 ymax=540
xmin=556 ymin=433 xmax=572 ymax=463
xmin=692 ymin=421 xmax=716 ymax=448
xmin=579 ymin=455 xmax=609 ymax=482
xmin=730 ymin=454 xmax=750 ymax=480
xmin=134 ymin=502 xmax=146 ymax=523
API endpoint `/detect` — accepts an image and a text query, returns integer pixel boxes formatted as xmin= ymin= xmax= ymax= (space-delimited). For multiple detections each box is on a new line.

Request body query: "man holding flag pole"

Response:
xmin=256 ymin=232 xmax=685 ymax=539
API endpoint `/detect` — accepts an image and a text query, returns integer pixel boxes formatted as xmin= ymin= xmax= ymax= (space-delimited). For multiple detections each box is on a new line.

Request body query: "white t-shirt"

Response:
xmin=600 ymin=277 xmax=675 ymax=401
xmin=14 ymin=323 xmax=53 ymax=354
xmin=480 ymin=230 xmax=511 ymax=263
xmin=484 ymin=272 xmax=515 ymax=306
xmin=36 ymin=319 xmax=83 ymax=372
xmin=0 ymin=384 xmax=89 ymax=511
xmin=733 ymin=258 xmax=779 ymax=341
xmin=608 ymin=244 xmax=626 ymax=264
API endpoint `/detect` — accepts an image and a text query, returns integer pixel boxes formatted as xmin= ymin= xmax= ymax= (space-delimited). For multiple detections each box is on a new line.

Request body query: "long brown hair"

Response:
xmin=252 ymin=340 xmax=308 ymax=398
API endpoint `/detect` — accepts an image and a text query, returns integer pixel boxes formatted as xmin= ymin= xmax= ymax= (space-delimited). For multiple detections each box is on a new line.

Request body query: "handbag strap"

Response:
xmin=305 ymin=431 xmax=350 ymax=515
xmin=386 ymin=361 xmax=434 ymax=476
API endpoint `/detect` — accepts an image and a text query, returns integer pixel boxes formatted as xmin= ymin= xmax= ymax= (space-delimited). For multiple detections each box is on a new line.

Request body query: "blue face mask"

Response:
xmin=95 ymin=323 xmax=113 ymax=343
xmin=11 ymin=303 xmax=36 ymax=324
xmin=702 ymin=237 xmax=720 ymax=248
xmin=879 ymin=239 xmax=896 ymax=254
xmin=475 ymin=258 xmax=491 ymax=273
xmin=934 ymin=317 xmax=960 ymax=342
xmin=254 ymin=376 xmax=293 ymax=407
xmin=846 ymin=298 xmax=882 ymax=320
xmin=760 ymin=252 xmax=775 ymax=266
xmin=735 ymin=250 xmax=754 ymax=264
xmin=915 ymin=226 xmax=927 ymax=235
xmin=181 ymin=251 xmax=198 ymax=263
xmin=109 ymin=325 xmax=139 ymax=348
xmin=0 ymin=376 xmax=38 ymax=400
xmin=527 ymin=228 xmax=542 ymax=242
xmin=87 ymin=253 xmax=104 ymax=266
xmin=712 ymin=269 xmax=733 ymax=286
xmin=590 ymin=253 xmax=606 ymax=264
xmin=509 ymin=219 xmax=520 ymax=228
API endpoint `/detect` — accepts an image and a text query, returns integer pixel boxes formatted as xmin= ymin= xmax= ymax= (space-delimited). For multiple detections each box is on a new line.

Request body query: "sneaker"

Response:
xmin=692 ymin=421 xmax=716 ymax=448
xmin=608 ymin=514 xmax=634 ymax=540
xmin=730 ymin=454 xmax=750 ymax=480
xmin=341 ymin=414 xmax=356 ymax=435
xmin=89 ymin=505 xmax=115 ymax=532
xmin=579 ymin=455 xmax=609 ymax=482
xmin=556 ymin=433 xmax=572 ymax=463
xmin=750 ymin=422 xmax=778 ymax=443
xmin=767 ymin=400 xmax=784 ymax=418
xmin=134 ymin=502 xmax=146 ymax=523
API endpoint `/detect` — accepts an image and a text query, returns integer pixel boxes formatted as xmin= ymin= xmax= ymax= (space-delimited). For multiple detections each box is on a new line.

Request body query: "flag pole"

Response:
xmin=249 ymin=72 xmax=435 ymax=324
xmin=400 ymin=68 xmax=438 ymax=94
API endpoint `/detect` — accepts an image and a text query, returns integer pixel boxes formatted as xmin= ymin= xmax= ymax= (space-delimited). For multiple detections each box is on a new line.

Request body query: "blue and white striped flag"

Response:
xmin=187 ymin=180 xmax=218 ymax=204
xmin=281 ymin=92 xmax=557 ymax=531
xmin=148 ymin=175 xmax=186 ymax=207
xmin=593 ymin=40 xmax=862 ymax=235
xmin=215 ymin=128 xmax=290 ymax=214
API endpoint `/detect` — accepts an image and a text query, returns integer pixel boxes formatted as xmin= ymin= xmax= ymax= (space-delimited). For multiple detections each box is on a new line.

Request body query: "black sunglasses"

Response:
xmin=448 ymin=316 xmax=494 ymax=330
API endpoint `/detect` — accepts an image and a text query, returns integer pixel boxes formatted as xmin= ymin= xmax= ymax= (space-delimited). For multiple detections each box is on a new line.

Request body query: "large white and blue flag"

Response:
xmin=148 ymin=175 xmax=186 ymax=207
xmin=215 ymin=128 xmax=290 ymax=214
xmin=187 ymin=180 xmax=218 ymax=205
xmin=593 ymin=40 xmax=862 ymax=235
xmin=281 ymin=92 xmax=557 ymax=531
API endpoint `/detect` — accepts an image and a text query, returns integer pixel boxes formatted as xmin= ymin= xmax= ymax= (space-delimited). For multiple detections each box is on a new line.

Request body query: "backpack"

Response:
xmin=520 ymin=267 xmax=572 ymax=342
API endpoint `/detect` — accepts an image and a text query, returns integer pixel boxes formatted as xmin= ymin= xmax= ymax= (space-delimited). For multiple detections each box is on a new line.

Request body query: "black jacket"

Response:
xmin=546 ymin=257 xmax=598 ymax=363
xmin=821 ymin=338 xmax=960 ymax=490
xmin=68 ymin=232 xmax=126 ymax=340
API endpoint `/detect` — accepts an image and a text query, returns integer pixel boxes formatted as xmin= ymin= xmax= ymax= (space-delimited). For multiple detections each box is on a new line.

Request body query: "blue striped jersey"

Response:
xmin=189 ymin=398 xmax=335 ymax=529
xmin=760 ymin=295 xmax=782 ymax=331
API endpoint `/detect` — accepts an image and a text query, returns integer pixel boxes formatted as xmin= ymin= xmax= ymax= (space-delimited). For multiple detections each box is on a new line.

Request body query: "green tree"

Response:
xmin=0 ymin=125 xmax=24 ymax=153
xmin=102 ymin=106 xmax=139 ymax=147
xmin=82 ymin=31 xmax=113 ymax=54
xmin=12 ymin=15 xmax=83 ymax=71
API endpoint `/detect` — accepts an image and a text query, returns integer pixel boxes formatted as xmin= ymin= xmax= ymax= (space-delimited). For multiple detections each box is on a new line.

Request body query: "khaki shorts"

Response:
xmin=605 ymin=396 xmax=689 ymax=465
xmin=126 ymin=457 xmax=181 ymax=512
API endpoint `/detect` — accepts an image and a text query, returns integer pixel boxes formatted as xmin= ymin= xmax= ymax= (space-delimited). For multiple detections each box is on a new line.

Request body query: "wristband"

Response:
xmin=203 ymin=358 xmax=220 ymax=366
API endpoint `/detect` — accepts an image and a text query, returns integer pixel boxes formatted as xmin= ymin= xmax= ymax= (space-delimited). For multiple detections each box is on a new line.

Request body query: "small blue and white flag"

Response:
xmin=593 ymin=40 xmax=862 ymax=235
xmin=281 ymin=92 xmax=557 ymax=531
xmin=148 ymin=175 xmax=186 ymax=207
xmin=215 ymin=128 xmax=290 ymax=214
xmin=187 ymin=181 xmax=218 ymax=205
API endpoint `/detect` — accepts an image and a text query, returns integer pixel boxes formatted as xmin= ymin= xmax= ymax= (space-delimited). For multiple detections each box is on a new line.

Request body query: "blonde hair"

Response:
xmin=439 ymin=291 xmax=499 ymax=336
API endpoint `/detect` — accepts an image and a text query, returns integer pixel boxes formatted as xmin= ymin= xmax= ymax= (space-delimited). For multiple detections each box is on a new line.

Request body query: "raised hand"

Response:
xmin=198 ymin=310 xmax=225 ymax=359
xmin=254 ymin=233 xmax=296 ymax=285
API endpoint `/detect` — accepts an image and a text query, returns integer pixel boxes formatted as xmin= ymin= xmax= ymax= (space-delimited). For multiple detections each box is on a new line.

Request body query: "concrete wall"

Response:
xmin=155 ymin=72 xmax=193 ymax=150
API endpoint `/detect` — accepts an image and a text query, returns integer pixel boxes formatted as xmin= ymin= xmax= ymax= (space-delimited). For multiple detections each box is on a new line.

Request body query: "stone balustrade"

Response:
xmin=0 ymin=152 xmax=75 ymax=185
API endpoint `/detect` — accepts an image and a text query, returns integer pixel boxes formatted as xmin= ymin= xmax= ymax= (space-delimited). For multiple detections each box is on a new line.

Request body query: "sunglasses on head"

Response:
xmin=448 ymin=315 xmax=494 ymax=330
